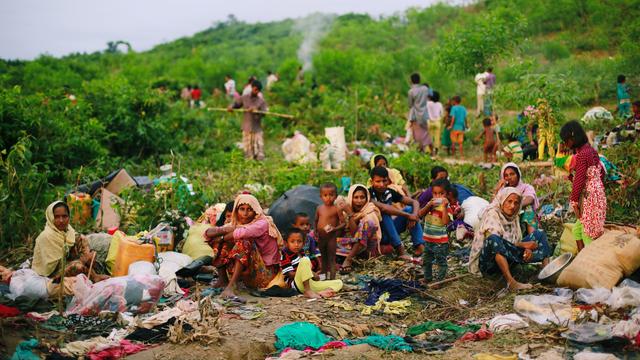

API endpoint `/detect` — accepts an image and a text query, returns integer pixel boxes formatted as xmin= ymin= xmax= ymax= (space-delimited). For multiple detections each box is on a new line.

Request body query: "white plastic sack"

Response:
xmin=606 ymin=279 xmax=640 ymax=310
xmin=8 ymin=269 xmax=49 ymax=300
xmin=514 ymin=294 xmax=572 ymax=326
xmin=128 ymin=261 xmax=157 ymax=276
xmin=488 ymin=313 xmax=529 ymax=333
xmin=575 ymin=287 xmax=611 ymax=305
xmin=581 ymin=107 xmax=613 ymax=123
xmin=322 ymin=127 xmax=347 ymax=169
xmin=462 ymin=196 xmax=490 ymax=229
xmin=282 ymin=131 xmax=317 ymax=164
xmin=157 ymin=252 xmax=193 ymax=296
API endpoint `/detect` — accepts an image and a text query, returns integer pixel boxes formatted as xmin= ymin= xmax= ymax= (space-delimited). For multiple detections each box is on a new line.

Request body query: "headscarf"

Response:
xmin=32 ymin=201 xmax=76 ymax=277
xmin=498 ymin=162 xmax=539 ymax=210
xmin=346 ymin=184 xmax=382 ymax=242
xmin=368 ymin=154 xmax=406 ymax=187
xmin=468 ymin=188 xmax=523 ymax=275
xmin=231 ymin=194 xmax=284 ymax=248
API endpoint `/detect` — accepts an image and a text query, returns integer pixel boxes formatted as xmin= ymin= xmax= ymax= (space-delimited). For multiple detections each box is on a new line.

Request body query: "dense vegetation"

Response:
xmin=1 ymin=0 xmax=639 ymax=248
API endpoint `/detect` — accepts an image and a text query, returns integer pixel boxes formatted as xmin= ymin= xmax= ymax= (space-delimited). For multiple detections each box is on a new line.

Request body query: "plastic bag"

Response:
xmin=157 ymin=252 xmax=193 ymax=296
xmin=66 ymin=274 xmax=164 ymax=315
xmin=561 ymin=322 xmax=613 ymax=343
xmin=462 ymin=196 xmax=490 ymax=229
xmin=513 ymin=294 xmax=572 ymax=326
xmin=575 ymin=287 xmax=611 ymax=305
xmin=8 ymin=269 xmax=49 ymax=300
xmin=128 ymin=261 xmax=157 ymax=276
xmin=282 ymin=131 xmax=317 ymax=164
xmin=606 ymin=279 xmax=640 ymax=309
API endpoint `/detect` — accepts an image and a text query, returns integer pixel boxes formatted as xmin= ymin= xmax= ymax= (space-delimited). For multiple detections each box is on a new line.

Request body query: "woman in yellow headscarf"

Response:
xmin=32 ymin=201 xmax=96 ymax=280
xmin=206 ymin=194 xmax=283 ymax=301
xmin=367 ymin=154 xmax=409 ymax=196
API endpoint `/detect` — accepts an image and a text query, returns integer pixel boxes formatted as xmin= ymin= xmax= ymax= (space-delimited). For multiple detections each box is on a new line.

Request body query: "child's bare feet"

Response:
xmin=317 ymin=289 xmax=336 ymax=298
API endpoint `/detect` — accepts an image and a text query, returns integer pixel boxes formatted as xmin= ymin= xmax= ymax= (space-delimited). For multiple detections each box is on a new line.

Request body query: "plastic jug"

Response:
xmin=112 ymin=238 xmax=156 ymax=277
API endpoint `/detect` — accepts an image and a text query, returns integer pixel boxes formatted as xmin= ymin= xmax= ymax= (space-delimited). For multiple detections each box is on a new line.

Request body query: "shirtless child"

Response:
xmin=315 ymin=183 xmax=345 ymax=280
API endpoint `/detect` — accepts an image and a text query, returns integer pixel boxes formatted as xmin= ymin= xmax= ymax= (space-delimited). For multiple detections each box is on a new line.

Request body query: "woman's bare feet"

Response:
xmin=508 ymin=280 xmax=533 ymax=291
xmin=220 ymin=287 xmax=236 ymax=299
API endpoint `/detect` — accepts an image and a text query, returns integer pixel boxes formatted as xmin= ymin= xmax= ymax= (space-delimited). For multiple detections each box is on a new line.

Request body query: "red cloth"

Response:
xmin=87 ymin=340 xmax=151 ymax=360
xmin=0 ymin=304 xmax=20 ymax=318
xmin=459 ymin=328 xmax=493 ymax=342
xmin=569 ymin=143 xmax=603 ymax=204
xmin=190 ymin=88 xmax=202 ymax=100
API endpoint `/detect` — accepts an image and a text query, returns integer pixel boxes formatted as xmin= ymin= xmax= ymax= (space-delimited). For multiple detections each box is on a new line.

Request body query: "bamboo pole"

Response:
xmin=207 ymin=107 xmax=294 ymax=119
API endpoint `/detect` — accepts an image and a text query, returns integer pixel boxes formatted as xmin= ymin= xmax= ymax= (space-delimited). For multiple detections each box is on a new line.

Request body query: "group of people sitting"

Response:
xmin=194 ymin=153 xmax=557 ymax=301
xmin=17 ymin=119 xmax=607 ymax=302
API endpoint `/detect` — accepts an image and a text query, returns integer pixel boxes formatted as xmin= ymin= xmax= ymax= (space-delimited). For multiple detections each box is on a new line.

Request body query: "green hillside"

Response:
xmin=1 ymin=0 xmax=639 ymax=247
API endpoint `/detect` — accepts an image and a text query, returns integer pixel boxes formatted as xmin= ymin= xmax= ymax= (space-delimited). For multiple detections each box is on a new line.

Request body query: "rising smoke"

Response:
xmin=294 ymin=13 xmax=335 ymax=72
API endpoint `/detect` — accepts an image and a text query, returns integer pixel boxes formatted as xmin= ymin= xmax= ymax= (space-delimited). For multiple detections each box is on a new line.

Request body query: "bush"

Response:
xmin=542 ymin=41 xmax=570 ymax=61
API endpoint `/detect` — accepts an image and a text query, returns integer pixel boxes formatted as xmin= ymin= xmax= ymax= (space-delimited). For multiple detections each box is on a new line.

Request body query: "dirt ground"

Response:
xmin=126 ymin=258 xmax=567 ymax=360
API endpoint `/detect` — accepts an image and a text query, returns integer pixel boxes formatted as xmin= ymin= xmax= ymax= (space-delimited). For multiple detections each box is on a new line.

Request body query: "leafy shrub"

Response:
xmin=542 ymin=41 xmax=570 ymax=61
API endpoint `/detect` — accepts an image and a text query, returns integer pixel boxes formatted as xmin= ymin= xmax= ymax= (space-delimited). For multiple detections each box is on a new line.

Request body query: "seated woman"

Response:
xmin=367 ymin=154 xmax=409 ymax=196
xmin=32 ymin=201 xmax=106 ymax=282
xmin=493 ymin=162 xmax=539 ymax=234
xmin=336 ymin=184 xmax=382 ymax=274
xmin=469 ymin=188 xmax=551 ymax=291
xmin=205 ymin=194 xmax=282 ymax=301
xmin=418 ymin=166 xmax=474 ymax=207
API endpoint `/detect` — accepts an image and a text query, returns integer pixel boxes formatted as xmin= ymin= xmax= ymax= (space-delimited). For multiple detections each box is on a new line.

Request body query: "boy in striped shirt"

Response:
xmin=418 ymin=179 xmax=451 ymax=283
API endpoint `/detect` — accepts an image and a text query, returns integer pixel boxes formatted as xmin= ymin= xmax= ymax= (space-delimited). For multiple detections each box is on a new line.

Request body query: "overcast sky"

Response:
xmin=0 ymin=0 xmax=458 ymax=60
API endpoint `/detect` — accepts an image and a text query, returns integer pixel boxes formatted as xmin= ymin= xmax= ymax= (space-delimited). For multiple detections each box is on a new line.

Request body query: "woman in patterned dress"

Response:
xmin=206 ymin=194 xmax=283 ymax=301
xmin=560 ymin=120 xmax=606 ymax=252
xmin=469 ymin=188 xmax=552 ymax=291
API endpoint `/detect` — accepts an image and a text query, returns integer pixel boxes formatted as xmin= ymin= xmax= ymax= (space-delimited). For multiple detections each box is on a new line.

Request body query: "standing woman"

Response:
xmin=560 ymin=120 xmax=606 ymax=252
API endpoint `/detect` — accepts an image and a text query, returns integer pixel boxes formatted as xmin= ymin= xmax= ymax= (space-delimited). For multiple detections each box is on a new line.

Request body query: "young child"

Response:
xmin=476 ymin=117 xmax=497 ymax=163
xmin=291 ymin=212 xmax=322 ymax=272
xmin=280 ymin=229 xmax=343 ymax=298
xmin=445 ymin=186 xmax=473 ymax=241
xmin=418 ymin=179 xmax=451 ymax=283
xmin=617 ymin=75 xmax=631 ymax=119
xmin=369 ymin=167 xmax=424 ymax=258
xmin=315 ymin=183 xmax=345 ymax=280
xmin=441 ymin=98 xmax=453 ymax=156
xmin=560 ymin=121 xmax=606 ymax=252
xmin=502 ymin=135 xmax=524 ymax=162
xmin=448 ymin=96 xmax=468 ymax=158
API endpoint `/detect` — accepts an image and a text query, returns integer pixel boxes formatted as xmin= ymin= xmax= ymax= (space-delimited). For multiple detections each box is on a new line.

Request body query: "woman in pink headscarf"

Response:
xmin=205 ymin=194 xmax=283 ymax=301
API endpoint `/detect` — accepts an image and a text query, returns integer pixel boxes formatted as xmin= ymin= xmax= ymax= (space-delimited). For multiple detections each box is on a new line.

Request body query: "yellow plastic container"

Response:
xmin=112 ymin=237 xmax=155 ymax=277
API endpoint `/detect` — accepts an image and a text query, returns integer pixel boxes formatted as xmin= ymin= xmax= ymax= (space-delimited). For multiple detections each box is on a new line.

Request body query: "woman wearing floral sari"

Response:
xmin=206 ymin=194 xmax=283 ymax=301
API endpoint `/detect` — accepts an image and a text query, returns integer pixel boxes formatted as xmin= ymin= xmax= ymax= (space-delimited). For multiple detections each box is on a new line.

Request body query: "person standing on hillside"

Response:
xmin=190 ymin=85 xmax=202 ymax=108
xmin=408 ymin=73 xmax=432 ymax=154
xmin=224 ymin=75 xmax=237 ymax=100
xmin=229 ymin=80 xmax=268 ymax=160
xmin=484 ymin=67 xmax=496 ymax=116
xmin=266 ymin=71 xmax=279 ymax=90
xmin=242 ymin=76 xmax=256 ymax=96
xmin=180 ymin=85 xmax=192 ymax=106
xmin=475 ymin=71 xmax=488 ymax=117
xmin=427 ymin=91 xmax=443 ymax=155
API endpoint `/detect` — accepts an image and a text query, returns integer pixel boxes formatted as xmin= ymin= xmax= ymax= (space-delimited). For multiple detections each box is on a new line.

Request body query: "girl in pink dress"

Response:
xmin=560 ymin=120 xmax=606 ymax=252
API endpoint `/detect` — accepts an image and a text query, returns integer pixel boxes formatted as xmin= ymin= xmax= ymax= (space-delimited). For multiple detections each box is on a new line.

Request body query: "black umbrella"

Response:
xmin=268 ymin=185 xmax=322 ymax=234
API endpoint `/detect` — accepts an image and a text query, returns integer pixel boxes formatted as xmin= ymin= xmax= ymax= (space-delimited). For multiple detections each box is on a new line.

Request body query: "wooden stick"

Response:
xmin=427 ymin=273 xmax=471 ymax=289
xmin=207 ymin=107 xmax=294 ymax=119
xmin=87 ymin=251 xmax=96 ymax=281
